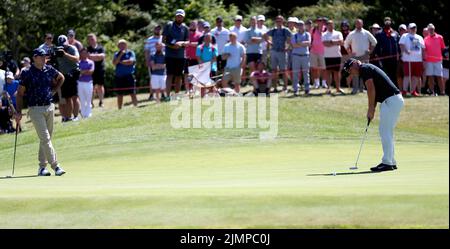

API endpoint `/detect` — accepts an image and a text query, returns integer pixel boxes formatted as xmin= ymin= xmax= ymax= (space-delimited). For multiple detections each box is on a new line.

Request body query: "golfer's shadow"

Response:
xmin=0 ymin=175 xmax=38 ymax=180
xmin=307 ymin=171 xmax=380 ymax=176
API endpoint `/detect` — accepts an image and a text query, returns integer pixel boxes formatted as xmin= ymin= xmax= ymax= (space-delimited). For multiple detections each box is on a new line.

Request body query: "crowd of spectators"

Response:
xmin=0 ymin=9 xmax=448 ymax=133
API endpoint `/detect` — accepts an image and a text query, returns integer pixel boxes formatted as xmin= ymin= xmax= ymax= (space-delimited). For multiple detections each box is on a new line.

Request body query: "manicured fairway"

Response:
xmin=0 ymin=92 xmax=448 ymax=228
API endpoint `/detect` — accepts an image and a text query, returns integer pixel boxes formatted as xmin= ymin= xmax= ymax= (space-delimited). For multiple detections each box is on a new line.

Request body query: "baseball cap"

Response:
xmin=370 ymin=23 xmax=381 ymax=29
xmin=21 ymin=57 xmax=31 ymax=64
xmin=408 ymin=23 xmax=417 ymax=29
xmin=33 ymin=48 xmax=47 ymax=57
xmin=343 ymin=58 xmax=358 ymax=72
xmin=234 ymin=15 xmax=243 ymax=21
xmin=216 ymin=16 xmax=223 ymax=22
xmin=175 ymin=9 xmax=185 ymax=17
xmin=203 ymin=22 xmax=211 ymax=28
xmin=288 ymin=17 xmax=299 ymax=23
xmin=298 ymin=20 xmax=305 ymax=25
xmin=117 ymin=39 xmax=128 ymax=45
xmin=427 ymin=23 xmax=435 ymax=29
xmin=57 ymin=35 xmax=68 ymax=46
xmin=6 ymin=72 xmax=14 ymax=79
xmin=399 ymin=24 xmax=407 ymax=30
xmin=257 ymin=15 xmax=265 ymax=21
xmin=384 ymin=17 xmax=392 ymax=23
xmin=67 ymin=29 xmax=75 ymax=37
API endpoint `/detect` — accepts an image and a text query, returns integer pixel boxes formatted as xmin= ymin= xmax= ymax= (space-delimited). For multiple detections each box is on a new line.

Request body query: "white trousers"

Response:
xmin=77 ymin=81 xmax=93 ymax=118
xmin=379 ymin=94 xmax=404 ymax=165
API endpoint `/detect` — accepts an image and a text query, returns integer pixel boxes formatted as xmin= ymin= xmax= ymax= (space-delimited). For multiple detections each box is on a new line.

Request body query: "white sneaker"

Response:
xmin=314 ymin=82 xmax=320 ymax=89
xmin=72 ymin=116 xmax=80 ymax=122
xmin=322 ymin=82 xmax=328 ymax=88
xmin=54 ymin=166 xmax=66 ymax=176
xmin=38 ymin=167 xmax=51 ymax=176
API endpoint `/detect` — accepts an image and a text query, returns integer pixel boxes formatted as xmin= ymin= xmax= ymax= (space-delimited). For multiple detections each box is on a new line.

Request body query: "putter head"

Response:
xmin=349 ymin=166 xmax=358 ymax=170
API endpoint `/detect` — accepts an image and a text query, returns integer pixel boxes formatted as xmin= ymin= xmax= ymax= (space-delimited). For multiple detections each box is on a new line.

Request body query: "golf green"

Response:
xmin=0 ymin=93 xmax=448 ymax=228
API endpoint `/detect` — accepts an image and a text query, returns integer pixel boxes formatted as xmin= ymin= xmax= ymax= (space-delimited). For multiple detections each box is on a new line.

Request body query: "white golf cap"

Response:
xmin=399 ymin=24 xmax=407 ymax=30
xmin=6 ymin=71 xmax=14 ymax=79
xmin=408 ymin=23 xmax=417 ymax=29
xmin=287 ymin=17 xmax=298 ymax=23
xmin=370 ymin=23 xmax=381 ymax=29
xmin=298 ymin=20 xmax=305 ymax=25
xmin=427 ymin=23 xmax=435 ymax=29
xmin=257 ymin=15 xmax=265 ymax=21
xmin=234 ymin=15 xmax=243 ymax=21
xmin=175 ymin=9 xmax=185 ymax=17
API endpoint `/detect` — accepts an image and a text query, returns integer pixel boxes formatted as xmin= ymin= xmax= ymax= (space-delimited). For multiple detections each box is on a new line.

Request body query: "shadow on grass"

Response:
xmin=307 ymin=171 xmax=381 ymax=176
xmin=0 ymin=175 xmax=39 ymax=180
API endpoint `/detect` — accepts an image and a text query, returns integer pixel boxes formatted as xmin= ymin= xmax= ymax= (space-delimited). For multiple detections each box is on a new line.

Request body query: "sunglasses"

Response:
xmin=46 ymin=37 xmax=53 ymax=40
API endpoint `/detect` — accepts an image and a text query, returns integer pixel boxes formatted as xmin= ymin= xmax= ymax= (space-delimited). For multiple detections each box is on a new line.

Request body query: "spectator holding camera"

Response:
xmin=55 ymin=35 xmax=81 ymax=122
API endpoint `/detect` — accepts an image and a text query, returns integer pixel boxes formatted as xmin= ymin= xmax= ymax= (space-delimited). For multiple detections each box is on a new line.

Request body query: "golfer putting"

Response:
xmin=343 ymin=58 xmax=404 ymax=172
xmin=15 ymin=48 xmax=66 ymax=176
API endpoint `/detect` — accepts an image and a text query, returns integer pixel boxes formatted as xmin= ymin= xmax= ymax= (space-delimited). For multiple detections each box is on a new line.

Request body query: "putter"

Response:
xmin=349 ymin=118 xmax=371 ymax=170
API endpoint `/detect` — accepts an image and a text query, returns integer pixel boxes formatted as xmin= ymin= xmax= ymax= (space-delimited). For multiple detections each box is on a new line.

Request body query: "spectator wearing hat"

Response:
xmin=244 ymin=16 xmax=264 ymax=74
xmin=396 ymin=24 xmax=408 ymax=90
xmin=198 ymin=22 xmax=216 ymax=45
xmin=67 ymin=29 xmax=83 ymax=53
xmin=87 ymin=33 xmax=106 ymax=107
xmin=374 ymin=17 xmax=400 ymax=86
xmin=257 ymin=15 xmax=269 ymax=65
xmin=399 ymin=23 xmax=425 ymax=96
xmin=344 ymin=19 xmax=377 ymax=94
xmin=322 ymin=19 xmax=345 ymax=94
xmin=162 ymin=9 xmax=189 ymax=100
xmin=144 ymin=25 xmax=163 ymax=101
xmin=55 ymin=34 xmax=81 ymax=122
xmin=291 ymin=20 xmax=311 ymax=95
xmin=264 ymin=15 xmax=291 ymax=92
xmin=20 ymin=57 xmax=31 ymax=75
xmin=305 ymin=19 xmax=313 ymax=33
xmin=211 ymin=16 xmax=230 ymax=73
xmin=229 ymin=15 xmax=248 ymax=44
xmin=370 ymin=23 xmax=382 ymax=36
xmin=3 ymin=72 xmax=19 ymax=109
xmin=197 ymin=19 xmax=206 ymax=33
xmin=15 ymin=48 xmax=66 ymax=176
xmin=113 ymin=39 xmax=138 ymax=109
xmin=184 ymin=20 xmax=202 ymax=94
xmin=311 ymin=17 xmax=327 ymax=89
xmin=424 ymin=23 xmax=446 ymax=95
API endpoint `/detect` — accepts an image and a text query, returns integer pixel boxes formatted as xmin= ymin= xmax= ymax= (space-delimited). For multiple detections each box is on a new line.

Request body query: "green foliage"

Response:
xmin=290 ymin=0 xmax=371 ymax=28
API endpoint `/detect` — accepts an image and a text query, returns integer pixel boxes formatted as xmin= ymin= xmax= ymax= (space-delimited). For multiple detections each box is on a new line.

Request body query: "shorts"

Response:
xmin=151 ymin=74 xmax=167 ymax=89
xmin=325 ymin=57 xmax=341 ymax=71
xmin=425 ymin=61 xmax=443 ymax=77
xmin=114 ymin=74 xmax=136 ymax=95
xmin=92 ymin=69 xmax=105 ymax=86
xmin=184 ymin=59 xmax=199 ymax=74
xmin=166 ymin=57 xmax=185 ymax=76
xmin=403 ymin=61 xmax=423 ymax=77
xmin=310 ymin=53 xmax=326 ymax=69
xmin=247 ymin=53 xmax=262 ymax=65
xmin=270 ymin=51 xmax=287 ymax=71
xmin=223 ymin=68 xmax=242 ymax=84
xmin=61 ymin=73 xmax=78 ymax=98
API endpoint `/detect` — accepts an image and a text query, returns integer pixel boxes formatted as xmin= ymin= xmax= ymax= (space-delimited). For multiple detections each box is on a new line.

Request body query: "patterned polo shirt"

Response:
xmin=19 ymin=64 xmax=59 ymax=106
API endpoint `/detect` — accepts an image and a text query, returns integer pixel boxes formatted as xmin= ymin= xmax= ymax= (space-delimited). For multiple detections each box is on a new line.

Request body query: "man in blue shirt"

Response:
xmin=112 ymin=39 xmax=138 ymax=109
xmin=264 ymin=15 xmax=291 ymax=92
xmin=15 ymin=48 xmax=66 ymax=176
xmin=291 ymin=20 xmax=311 ymax=95
xmin=3 ymin=72 xmax=19 ymax=108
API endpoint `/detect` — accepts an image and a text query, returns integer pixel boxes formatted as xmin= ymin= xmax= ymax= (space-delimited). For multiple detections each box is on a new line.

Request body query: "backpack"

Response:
xmin=199 ymin=44 xmax=216 ymax=55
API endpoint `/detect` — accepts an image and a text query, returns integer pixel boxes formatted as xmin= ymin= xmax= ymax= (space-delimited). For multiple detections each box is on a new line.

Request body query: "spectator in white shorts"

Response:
xmin=150 ymin=42 xmax=167 ymax=103
xmin=77 ymin=48 xmax=95 ymax=118
xmin=257 ymin=15 xmax=269 ymax=65
xmin=344 ymin=18 xmax=377 ymax=94
xmin=222 ymin=32 xmax=246 ymax=93
xmin=424 ymin=23 xmax=446 ymax=95
xmin=144 ymin=25 xmax=163 ymax=100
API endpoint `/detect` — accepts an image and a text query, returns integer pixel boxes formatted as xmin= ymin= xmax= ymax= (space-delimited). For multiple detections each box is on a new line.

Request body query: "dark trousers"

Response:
xmin=380 ymin=58 xmax=398 ymax=84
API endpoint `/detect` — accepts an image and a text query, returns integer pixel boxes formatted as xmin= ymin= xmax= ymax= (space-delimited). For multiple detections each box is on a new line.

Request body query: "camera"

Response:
xmin=48 ymin=46 xmax=66 ymax=58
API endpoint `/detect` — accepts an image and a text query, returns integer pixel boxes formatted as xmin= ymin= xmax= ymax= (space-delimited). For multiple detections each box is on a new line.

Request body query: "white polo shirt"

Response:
xmin=229 ymin=25 xmax=248 ymax=44
xmin=322 ymin=30 xmax=343 ymax=58
xmin=344 ymin=28 xmax=377 ymax=57
xmin=211 ymin=26 xmax=231 ymax=55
